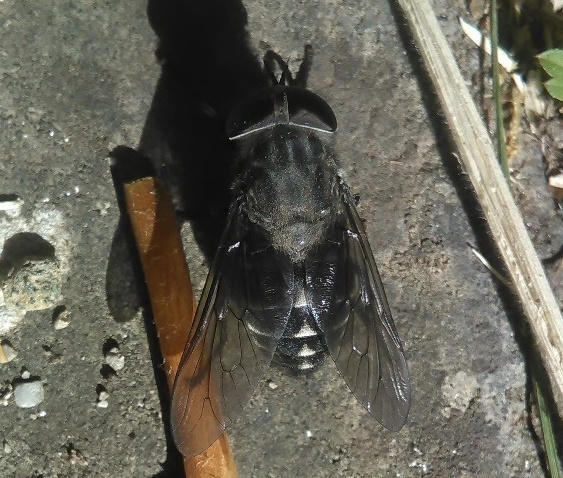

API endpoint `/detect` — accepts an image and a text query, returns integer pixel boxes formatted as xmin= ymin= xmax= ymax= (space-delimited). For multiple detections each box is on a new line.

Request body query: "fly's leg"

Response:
xmin=294 ymin=45 xmax=313 ymax=88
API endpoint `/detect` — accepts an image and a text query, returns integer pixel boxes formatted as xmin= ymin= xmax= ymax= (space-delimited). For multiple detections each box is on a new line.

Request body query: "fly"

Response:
xmin=171 ymin=45 xmax=411 ymax=457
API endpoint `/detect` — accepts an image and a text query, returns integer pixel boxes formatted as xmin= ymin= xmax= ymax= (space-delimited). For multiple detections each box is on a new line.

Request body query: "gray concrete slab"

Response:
xmin=0 ymin=0 xmax=545 ymax=476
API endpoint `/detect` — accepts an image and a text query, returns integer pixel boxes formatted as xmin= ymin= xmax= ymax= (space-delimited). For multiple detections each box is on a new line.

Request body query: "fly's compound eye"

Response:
xmin=226 ymin=86 xmax=337 ymax=140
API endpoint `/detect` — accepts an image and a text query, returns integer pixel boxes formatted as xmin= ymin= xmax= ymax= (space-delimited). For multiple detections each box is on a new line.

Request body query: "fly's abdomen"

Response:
xmin=274 ymin=301 xmax=326 ymax=371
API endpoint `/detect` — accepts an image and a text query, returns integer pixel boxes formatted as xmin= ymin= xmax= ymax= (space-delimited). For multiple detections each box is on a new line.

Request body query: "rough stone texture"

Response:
xmin=0 ymin=0 xmax=551 ymax=476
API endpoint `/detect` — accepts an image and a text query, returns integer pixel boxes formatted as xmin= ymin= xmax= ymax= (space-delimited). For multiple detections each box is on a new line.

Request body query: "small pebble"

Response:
xmin=13 ymin=380 xmax=44 ymax=408
xmin=52 ymin=307 xmax=70 ymax=330
xmin=21 ymin=369 xmax=31 ymax=380
xmin=97 ymin=386 xmax=109 ymax=408
xmin=3 ymin=439 xmax=11 ymax=454
xmin=0 ymin=384 xmax=13 ymax=406
xmin=105 ymin=348 xmax=125 ymax=371
xmin=0 ymin=340 xmax=17 ymax=364
xmin=267 ymin=380 xmax=278 ymax=390
xmin=549 ymin=173 xmax=563 ymax=200
xmin=0 ymin=195 xmax=24 ymax=217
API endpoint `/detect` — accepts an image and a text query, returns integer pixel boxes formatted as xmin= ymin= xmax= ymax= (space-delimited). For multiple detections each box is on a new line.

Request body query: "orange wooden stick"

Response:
xmin=122 ymin=176 xmax=237 ymax=477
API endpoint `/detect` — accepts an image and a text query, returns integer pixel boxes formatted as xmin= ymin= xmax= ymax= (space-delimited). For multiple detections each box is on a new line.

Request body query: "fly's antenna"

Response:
xmin=278 ymin=56 xmax=292 ymax=86
xmin=263 ymin=50 xmax=281 ymax=85
xmin=263 ymin=45 xmax=314 ymax=88
xmin=264 ymin=50 xmax=291 ymax=85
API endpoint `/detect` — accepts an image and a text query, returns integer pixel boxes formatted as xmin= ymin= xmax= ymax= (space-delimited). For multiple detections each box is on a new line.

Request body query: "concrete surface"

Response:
xmin=0 ymin=0 xmax=550 ymax=476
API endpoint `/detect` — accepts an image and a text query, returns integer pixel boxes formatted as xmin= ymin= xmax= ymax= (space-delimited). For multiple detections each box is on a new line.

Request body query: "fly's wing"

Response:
xmin=305 ymin=181 xmax=410 ymax=430
xmin=171 ymin=201 xmax=295 ymax=457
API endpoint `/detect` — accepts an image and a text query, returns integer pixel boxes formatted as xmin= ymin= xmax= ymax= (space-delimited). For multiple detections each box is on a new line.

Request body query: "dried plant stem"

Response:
xmin=487 ymin=2 xmax=562 ymax=473
xmin=123 ymin=176 xmax=238 ymax=478
xmin=395 ymin=0 xmax=563 ymax=416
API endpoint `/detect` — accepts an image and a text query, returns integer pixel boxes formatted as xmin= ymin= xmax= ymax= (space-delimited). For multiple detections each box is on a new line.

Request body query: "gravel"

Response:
xmin=13 ymin=381 xmax=44 ymax=408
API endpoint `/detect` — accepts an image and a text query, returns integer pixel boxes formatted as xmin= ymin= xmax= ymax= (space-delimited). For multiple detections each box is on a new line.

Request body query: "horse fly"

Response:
xmin=171 ymin=45 xmax=411 ymax=457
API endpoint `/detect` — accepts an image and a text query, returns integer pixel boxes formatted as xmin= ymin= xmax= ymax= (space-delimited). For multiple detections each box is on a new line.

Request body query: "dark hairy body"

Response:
xmin=170 ymin=47 xmax=411 ymax=458
xmin=236 ymin=125 xmax=338 ymax=264
xmin=235 ymin=124 xmax=341 ymax=370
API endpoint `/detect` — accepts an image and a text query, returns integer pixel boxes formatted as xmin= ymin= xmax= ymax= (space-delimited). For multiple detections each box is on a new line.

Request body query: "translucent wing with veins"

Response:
xmin=171 ymin=201 xmax=295 ymax=457
xmin=305 ymin=181 xmax=410 ymax=430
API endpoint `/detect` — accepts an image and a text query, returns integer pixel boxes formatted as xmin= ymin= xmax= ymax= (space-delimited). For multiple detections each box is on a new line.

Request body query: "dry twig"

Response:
xmin=396 ymin=0 xmax=563 ymax=414
xmin=120 ymin=172 xmax=238 ymax=477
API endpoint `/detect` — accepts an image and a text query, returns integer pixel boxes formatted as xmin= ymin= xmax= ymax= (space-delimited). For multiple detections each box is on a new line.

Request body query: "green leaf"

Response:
xmin=545 ymin=77 xmax=563 ymax=101
xmin=538 ymin=49 xmax=563 ymax=78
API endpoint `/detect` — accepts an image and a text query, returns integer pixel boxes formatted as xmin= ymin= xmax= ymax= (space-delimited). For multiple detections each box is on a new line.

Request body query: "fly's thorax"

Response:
xmin=234 ymin=125 xmax=339 ymax=261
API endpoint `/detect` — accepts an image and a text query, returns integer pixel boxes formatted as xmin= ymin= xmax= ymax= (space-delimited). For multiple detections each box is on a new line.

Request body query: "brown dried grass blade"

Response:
xmin=123 ymin=175 xmax=237 ymax=477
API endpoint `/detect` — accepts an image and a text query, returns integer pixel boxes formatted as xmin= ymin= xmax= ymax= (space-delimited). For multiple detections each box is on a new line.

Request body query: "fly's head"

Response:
xmin=225 ymin=46 xmax=337 ymax=142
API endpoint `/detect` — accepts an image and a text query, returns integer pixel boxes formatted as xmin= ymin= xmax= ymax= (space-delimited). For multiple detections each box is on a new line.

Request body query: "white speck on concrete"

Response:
xmin=408 ymin=459 xmax=431 ymax=475
xmin=13 ymin=380 xmax=44 ymax=408
xmin=94 ymin=201 xmax=111 ymax=216
xmin=53 ymin=307 xmax=70 ymax=330
xmin=97 ymin=386 xmax=109 ymax=408
xmin=0 ymin=304 xmax=25 ymax=336
xmin=0 ymin=339 xmax=17 ymax=363
xmin=441 ymin=370 xmax=480 ymax=417
xmin=0 ymin=384 xmax=13 ymax=406
xmin=0 ymin=195 xmax=24 ymax=217
xmin=105 ymin=348 xmax=125 ymax=371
